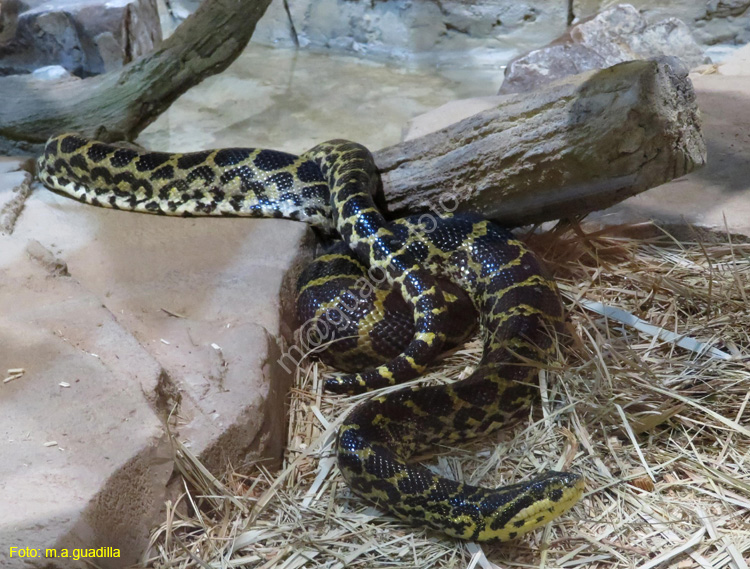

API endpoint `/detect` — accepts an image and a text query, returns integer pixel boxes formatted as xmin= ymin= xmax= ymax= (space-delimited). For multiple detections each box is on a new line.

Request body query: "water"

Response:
xmin=138 ymin=41 xmax=744 ymax=156
xmin=138 ymin=44 xmax=506 ymax=155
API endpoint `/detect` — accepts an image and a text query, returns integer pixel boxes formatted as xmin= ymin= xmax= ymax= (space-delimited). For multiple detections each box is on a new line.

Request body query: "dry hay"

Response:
xmin=142 ymin=222 xmax=750 ymax=569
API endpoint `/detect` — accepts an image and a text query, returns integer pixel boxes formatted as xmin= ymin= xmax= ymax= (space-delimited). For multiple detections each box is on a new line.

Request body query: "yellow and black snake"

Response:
xmin=38 ymin=133 xmax=584 ymax=541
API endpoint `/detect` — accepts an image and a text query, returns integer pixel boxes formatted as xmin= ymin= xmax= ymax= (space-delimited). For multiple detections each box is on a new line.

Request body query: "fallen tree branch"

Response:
xmin=0 ymin=0 xmax=273 ymax=155
xmin=374 ymin=57 xmax=706 ymax=226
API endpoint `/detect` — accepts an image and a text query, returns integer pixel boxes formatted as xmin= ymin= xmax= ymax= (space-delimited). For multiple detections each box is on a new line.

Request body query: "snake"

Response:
xmin=37 ymin=133 xmax=584 ymax=541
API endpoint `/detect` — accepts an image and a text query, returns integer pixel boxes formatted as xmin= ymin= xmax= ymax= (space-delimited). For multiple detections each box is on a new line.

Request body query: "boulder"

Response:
xmin=500 ymin=4 xmax=708 ymax=94
xmin=573 ymin=0 xmax=750 ymax=46
xmin=0 ymin=0 xmax=161 ymax=77
xmin=0 ymin=237 xmax=172 ymax=568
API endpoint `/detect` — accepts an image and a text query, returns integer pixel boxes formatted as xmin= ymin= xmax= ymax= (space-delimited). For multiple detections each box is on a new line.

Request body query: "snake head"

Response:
xmin=475 ymin=470 xmax=584 ymax=541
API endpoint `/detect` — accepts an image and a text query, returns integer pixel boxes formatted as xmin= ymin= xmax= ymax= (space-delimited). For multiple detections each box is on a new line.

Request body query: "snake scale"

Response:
xmin=38 ymin=133 xmax=583 ymax=541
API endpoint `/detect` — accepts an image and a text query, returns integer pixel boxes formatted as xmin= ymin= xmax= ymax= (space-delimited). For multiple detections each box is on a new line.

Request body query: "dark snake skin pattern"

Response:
xmin=37 ymin=134 xmax=584 ymax=541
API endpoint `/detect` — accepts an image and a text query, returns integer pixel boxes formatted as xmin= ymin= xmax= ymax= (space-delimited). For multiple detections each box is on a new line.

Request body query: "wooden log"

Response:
xmin=373 ymin=57 xmax=706 ymax=226
xmin=0 ymin=0 xmax=273 ymax=155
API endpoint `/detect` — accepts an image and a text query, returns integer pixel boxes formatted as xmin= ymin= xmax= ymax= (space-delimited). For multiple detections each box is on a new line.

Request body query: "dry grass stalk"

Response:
xmin=141 ymin=222 xmax=750 ymax=568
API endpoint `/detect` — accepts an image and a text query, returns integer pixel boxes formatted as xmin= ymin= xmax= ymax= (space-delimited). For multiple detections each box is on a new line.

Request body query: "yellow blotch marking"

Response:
xmin=314 ymin=253 xmax=367 ymax=270
xmin=374 ymin=366 xmax=395 ymax=382
xmin=415 ymin=331 xmax=437 ymax=346
xmin=303 ymin=272 xmax=360 ymax=289
xmin=490 ymin=304 xmax=551 ymax=328
xmin=442 ymin=291 xmax=460 ymax=303
xmin=403 ymin=355 xmax=423 ymax=371
xmin=371 ymin=414 xmax=391 ymax=427
xmin=401 ymin=399 xmax=430 ymax=417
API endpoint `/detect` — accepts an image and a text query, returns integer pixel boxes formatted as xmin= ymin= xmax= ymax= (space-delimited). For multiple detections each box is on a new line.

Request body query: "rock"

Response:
xmin=0 ymin=238 xmax=172 ymax=567
xmin=0 ymin=0 xmax=161 ymax=77
xmin=500 ymin=4 xmax=708 ymax=94
xmin=248 ymin=0 xmax=569 ymax=64
xmin=160 ymin=0 xmax=745 ymax=61
xmin=573 ymin=0 xmax=750 ymax=47
xmin=0 ymin=167 xmax=315 ymax=565
xmin=31 ymin=64 xmax=75 ymax=80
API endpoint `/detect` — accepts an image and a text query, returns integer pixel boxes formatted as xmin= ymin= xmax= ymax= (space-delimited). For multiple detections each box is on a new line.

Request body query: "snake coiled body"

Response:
xmin=38 ymin=133 xmax=583 ymax=541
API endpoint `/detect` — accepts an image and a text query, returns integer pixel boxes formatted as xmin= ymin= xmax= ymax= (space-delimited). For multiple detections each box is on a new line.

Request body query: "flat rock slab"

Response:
xmin=0 ymin=166 xmax=313 ymax=567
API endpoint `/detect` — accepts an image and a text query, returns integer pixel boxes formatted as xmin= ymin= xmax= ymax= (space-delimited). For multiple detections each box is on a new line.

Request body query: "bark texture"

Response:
xmin=0 ymin=0 xmax=273 ymax=154
xmin=374 ymin=57 xmax=706 ymax=226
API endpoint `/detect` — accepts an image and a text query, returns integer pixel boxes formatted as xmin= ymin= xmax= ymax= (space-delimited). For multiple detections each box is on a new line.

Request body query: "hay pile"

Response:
xmin=142 ymin=222 xmax=750 ymax=569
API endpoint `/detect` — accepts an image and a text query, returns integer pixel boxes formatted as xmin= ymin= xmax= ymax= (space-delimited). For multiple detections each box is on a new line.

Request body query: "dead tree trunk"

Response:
xmin=0 ymin=0 xmax=273 ymax=155
xmin=374 ymin=57 xmax=706 ymax=226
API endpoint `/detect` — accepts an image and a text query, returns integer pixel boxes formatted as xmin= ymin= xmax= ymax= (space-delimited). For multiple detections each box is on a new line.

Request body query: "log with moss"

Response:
xmin=374 ymin=57 xmax=706 ymax=225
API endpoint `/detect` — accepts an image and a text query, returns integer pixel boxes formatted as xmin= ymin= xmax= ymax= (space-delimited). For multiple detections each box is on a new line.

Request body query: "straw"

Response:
xmin=142 ymin=221 xmax=750 ymax=568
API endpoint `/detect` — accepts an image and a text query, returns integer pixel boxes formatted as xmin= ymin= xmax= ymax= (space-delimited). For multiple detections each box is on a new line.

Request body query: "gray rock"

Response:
xmin=500 ymin=4 xmax=709 ymax=94
xmin=159 ymin=0 xmax=746 ymax=62
xmin=244 ymin=0 xmax=568 ymax=64
xmin=0 ymin=0 xmax=161 ymax=77
xmin=574 ymin=0 xmax=750 ymax=46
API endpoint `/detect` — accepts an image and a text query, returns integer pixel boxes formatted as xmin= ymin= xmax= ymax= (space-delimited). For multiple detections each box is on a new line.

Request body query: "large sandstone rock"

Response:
xmin=574 ymin=0 xmax=750 ymax=46
xmin=0 ymin=160 xmax=314 ymax=567
xmin=0 ymin=233 xmax=172 ymax=567
xmin=0 ymin=0 xmax=161 ymax=77
xmin=500 ymin=4 xmax=708 ymax=94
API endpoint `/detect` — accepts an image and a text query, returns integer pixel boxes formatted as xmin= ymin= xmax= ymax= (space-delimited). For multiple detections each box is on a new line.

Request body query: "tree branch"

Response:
xmin=0 ymin=0 xmax=273 ymax=154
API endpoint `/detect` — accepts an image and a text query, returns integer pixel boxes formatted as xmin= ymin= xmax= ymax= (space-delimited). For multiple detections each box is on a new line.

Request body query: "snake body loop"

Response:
xmin=38 ymin=133 xmax=583 ymax=541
